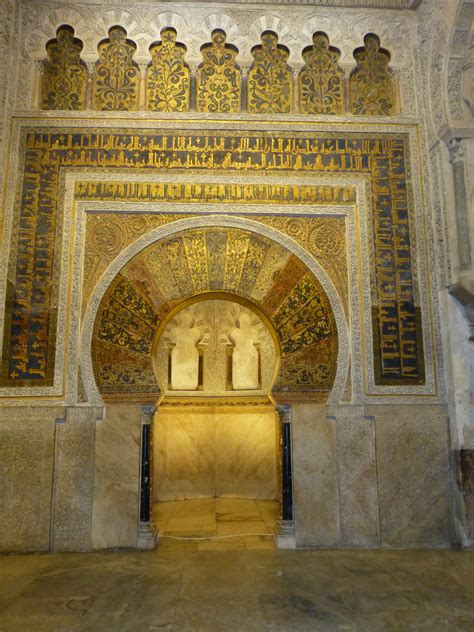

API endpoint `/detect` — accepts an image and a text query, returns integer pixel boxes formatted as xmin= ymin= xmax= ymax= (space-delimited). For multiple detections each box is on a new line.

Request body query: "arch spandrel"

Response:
xmin=90 ymin=225 xmax=340 ymax=400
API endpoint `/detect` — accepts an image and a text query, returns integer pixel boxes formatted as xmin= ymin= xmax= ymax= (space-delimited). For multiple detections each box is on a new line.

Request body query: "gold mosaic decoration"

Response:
xmin=146 ymin=28 xmax=190 ymax=112
xmin=77 ymin=181 xmax=352 ymax=312
xmin=92 ymin=227 xmax=339 ymax=395
xmin=41 ymin=25 xmax=87 ymax=110
xmin=349 ymin=34 xmax=394 ymax=116
xmin=248 ymin=31 xmax=293 ymax=113
xmin=3 ymin=128 xmax=424 ymax=389
xmin=196 ymin=29 xmax=241 ymax=113
xmin=92 ymin=26 xmax=139 ymax=111
xmin=298 ymin=32 xmax=344 ymax=115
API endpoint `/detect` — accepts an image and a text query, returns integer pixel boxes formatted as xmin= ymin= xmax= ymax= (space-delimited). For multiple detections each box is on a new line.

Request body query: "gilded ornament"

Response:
xmin=92 ymin=227 xmax=338 ymax=395
xmin=92 ymin=25 xmax=139 ymax=111
xmin=41 ymin=25 xmax=87 ymax=110
xmin=146 ymin=28 xmax=190 ymax=112
xmin=88 ymin=216 xmax=127 ymax=257
xmin=298 ymin=32 xmax=344 ymax=115
xmin=307 ymin=223 xmax=345 ymax=259
xmin=248 ymin=31 xmax=293 ymax=113
xmin=196 ymin=29 xmax=241 ymax=113
xmin=349 ymin=34 xmax=394 ymax=115
xmin=5 ymin=128 xmax=423 ymax=388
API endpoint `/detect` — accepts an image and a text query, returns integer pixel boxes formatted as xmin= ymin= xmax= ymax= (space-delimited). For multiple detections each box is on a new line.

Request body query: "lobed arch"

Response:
xmin=80 ymin=215 xmax=349 ymax=405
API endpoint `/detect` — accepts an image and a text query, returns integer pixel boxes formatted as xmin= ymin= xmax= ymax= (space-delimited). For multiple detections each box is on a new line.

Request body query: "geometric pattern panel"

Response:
xmin=1 ymin=128 xmax=424 ymax=388
xmin=92 ymin=227 xmax=339 ymax=395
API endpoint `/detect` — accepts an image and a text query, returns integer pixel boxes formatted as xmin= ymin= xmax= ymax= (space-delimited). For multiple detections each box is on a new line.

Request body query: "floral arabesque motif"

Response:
xmin=349 ymin=33 xmax=394 ymax=115
xmin=41 ymin=25 xmax=87 ymax=110
xmin=146 ymin=27 xmax=190 ymax=112
xmin=248 ymin=31 xmax=293 ymax=113
xmin=93 ymin=25 xmax=139 ymax=111
xmin=298 ymin=32 xmax=344 ymax=115
xmin=196 ymin=29 xmax=241 ymax=113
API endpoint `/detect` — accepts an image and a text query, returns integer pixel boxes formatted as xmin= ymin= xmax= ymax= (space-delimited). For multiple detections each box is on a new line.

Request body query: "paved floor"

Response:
xmin=1 ymin=547 xmax=473 ymax=631
xmin=154 ymin=497 xmax=279 ymax=550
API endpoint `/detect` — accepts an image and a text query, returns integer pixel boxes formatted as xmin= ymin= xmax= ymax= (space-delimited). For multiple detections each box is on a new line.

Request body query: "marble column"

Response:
xmin=275 ymin=404 xmax=296 ymax=549
xmin=448 ymin=138 xmax=472 ymax=271
xmin=137 ymin=404 xmax=158 ymax=550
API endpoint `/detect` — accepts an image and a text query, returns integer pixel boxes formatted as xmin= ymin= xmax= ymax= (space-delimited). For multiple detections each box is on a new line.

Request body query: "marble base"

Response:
xmin=292 ymin=404 xmax=339 ymax=547
xmin=369 ymin=404 xmax=452 ymax=547
xmin=459 ymin=449 xmax=474 ymax=546
xmin=275 ymin=520 xmax=296 ymax=549
xmin=0 ymin=409 xmax=58 ymax=552
xmin=137 ymin=522 xmax=158 ymax=550
xmin=51 ymin=410 xmax=96 ymax=552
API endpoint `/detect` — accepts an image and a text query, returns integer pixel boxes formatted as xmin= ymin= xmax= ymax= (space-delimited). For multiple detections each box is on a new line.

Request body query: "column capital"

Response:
xmin=85 ymin=61 xmax=96 ymax=77
xmin=141 ymin=404 xmax=156 ymax=425
xmin=277 ymin=403 xmax=292 ymax=424
xmin=35 ymin=60 xmax=45 ymax=75
xmin=448 ymin=137 xmax=465 ymax=165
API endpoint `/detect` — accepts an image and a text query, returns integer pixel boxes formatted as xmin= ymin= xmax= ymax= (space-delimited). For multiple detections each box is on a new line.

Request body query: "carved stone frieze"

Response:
xmin=17 ymin=1 xmax=417 ymax=115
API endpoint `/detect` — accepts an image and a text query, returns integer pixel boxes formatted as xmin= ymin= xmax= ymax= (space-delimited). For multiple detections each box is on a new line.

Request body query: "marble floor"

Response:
xmin=0 ymin=548 xmax=473 ymax=631
xmin=153 ymin=497 xmax=279 ymax=550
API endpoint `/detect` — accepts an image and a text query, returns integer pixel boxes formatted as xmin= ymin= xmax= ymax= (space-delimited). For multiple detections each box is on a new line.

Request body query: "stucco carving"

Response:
xmin=18 ymin=1 xmax=417 ymax=114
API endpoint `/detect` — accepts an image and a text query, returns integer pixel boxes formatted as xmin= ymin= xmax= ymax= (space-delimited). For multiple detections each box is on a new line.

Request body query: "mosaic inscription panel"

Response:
xmin=1 ymin=128 xmax=424 ymax=389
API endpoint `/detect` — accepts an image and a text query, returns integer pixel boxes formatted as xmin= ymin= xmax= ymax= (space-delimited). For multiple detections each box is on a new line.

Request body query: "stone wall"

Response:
xmin=292 ymin=403 xmax=452 ymax=548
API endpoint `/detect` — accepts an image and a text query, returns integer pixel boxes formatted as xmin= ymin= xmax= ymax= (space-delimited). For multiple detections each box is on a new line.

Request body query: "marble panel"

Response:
xmin=292 ymin=404 xmax=339 ymax=547
xmin=153 ymin=405 xmax=278 ymax=501
xmin=91 ymin=404 xmax=141 ymax=549
xmin=370 ymin=404 xmax=452 ymax=547
xmin=215 ymin=408 xmax=278 ymax=500
xmin=0 ymin=409 xmax=57 ymax=552
xmin=51 ymin=410 xmax=96 ymax=552
xmin=154 ymin=408 xmax=216 ymax=501
xmin=334 ymin=410 xmax=379 ymax=546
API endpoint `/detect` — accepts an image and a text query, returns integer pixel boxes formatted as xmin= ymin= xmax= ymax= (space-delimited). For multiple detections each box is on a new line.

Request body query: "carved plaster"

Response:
xmin=17 ymin=1 xmax=417 ymax=113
